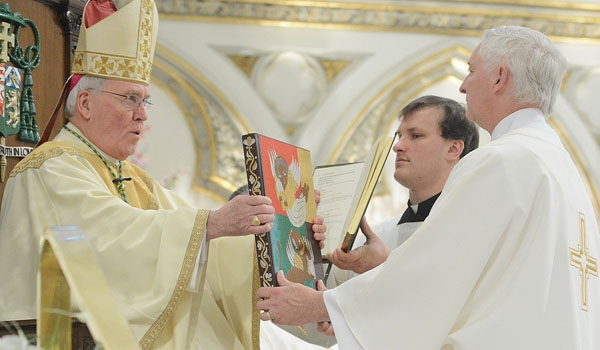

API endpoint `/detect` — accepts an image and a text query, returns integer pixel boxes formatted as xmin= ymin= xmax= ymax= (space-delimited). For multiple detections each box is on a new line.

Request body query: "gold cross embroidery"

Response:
xmin=0 ymin=22 xmax=14 ymax=63
xmin=569 ymin=213 xmax=598 ymax=311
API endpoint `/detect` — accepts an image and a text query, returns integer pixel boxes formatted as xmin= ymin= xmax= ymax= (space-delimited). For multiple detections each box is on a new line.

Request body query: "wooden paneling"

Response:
xmin=0 ymin=1 xmax=93 ymax=346
xmin=0 ymin=0 xmax=72 ymax=205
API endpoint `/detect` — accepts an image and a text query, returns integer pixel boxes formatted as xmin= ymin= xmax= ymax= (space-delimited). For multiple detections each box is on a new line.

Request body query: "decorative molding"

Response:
xmin=563 ymin=66 xmax=600 ymax=139
xmin=157 ymin=0 xmax=600 ymax=41
xmin=251 ymin=51 xmax=327 ymax=127
xmin=227 ymin=54 xmax=258 ymax=78
xmin=64 ymin=9 xmax=82 ymax=59
xmin=32 ymin=0 xmax=85 ymax=15
xmin=226 ymin=52 xmax=352 ymax=84
xmin=333 ymin=45 xmax=471 ymax=163
xmin=33 ymin=0 xmax=68 ymax=6
xmin=319 ymin=58 xmax=351 ymax=83
xmin=152 ymin=45 xmax=251 ymax=202
xmin=223 ymin=49 xmax=355 ymax=136
xmin=33 ymin=0 xmax=85 ymax=64
xmin=550 ymin=118 xmax=600 ymax=218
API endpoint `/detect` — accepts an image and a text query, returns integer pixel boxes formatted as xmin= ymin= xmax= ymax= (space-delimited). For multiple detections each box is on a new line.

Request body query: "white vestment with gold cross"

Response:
xmin=325 ymin=108 xmax=600 ymax=349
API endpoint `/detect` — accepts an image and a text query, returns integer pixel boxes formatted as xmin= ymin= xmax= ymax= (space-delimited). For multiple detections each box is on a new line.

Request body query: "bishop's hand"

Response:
xmin=206 ymin=194 xmax=275 ymax=240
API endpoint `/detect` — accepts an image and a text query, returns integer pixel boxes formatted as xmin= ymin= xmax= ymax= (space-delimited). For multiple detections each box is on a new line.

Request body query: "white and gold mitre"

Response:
xmin=71 ymin=0 xmax=158 ymax=85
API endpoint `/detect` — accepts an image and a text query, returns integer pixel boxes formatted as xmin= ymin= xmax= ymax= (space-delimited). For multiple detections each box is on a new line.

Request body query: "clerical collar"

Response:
xmin=491 ymin=108 xmax=543 ymax=141
xmin=490 ymin=108 xmax=563 ymax=148
xmin=63 ymin=124 xmax=130 ymax=203
xmin=397 ymin=192 xmax=441 ymax=225
xmin=63 ymin=123 xmax=119 ymax=164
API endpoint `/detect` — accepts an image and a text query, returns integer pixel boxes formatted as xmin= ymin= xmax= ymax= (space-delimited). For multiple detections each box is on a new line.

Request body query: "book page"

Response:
xmin=314 ymin=162 xmax=364 ymax=255
xmin=344 ymin=135 xmax=396 ymax=243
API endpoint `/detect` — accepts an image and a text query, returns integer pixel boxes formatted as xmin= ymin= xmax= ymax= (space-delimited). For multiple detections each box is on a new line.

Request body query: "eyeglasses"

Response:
xmin=90 ymin=89 xmax=153 ymax=111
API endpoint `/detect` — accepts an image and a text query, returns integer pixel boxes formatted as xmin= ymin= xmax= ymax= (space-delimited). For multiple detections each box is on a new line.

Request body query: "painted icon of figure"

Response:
xmin=268 ymin=149 xmax=309 ymax=227
xmin=285 ymin=228 xmax=316 ymax=284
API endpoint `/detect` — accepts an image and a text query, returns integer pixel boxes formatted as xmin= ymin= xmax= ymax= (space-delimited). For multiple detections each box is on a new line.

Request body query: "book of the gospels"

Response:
xmin=241 ymin=133 xmax=395 ymax=287
xmin=242 ymin=133 xmax=324 ymax=288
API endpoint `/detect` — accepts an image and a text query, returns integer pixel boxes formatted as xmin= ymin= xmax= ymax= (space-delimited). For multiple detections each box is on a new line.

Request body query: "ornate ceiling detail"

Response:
xmin=152 ymin=46 xmax=251 ymax=201
xmin=227 ymin=53 xmax=352 ymax=84
xmin=319 ymin=58 xmax=351 ymax=83
xmin=224 ymin=49 xmax=355 ymax=135
xmin=333 ymin=45 xmax=471 ymax=164
xmin=227 ymin=54 xmax=258 ymax=78
xmin=251 ymin=51 xmax=327 ymax=127
xmin=563 ymin=66 xmax=600 ymax=142
xmin=157 ymin=0 xmax=600 ymax=41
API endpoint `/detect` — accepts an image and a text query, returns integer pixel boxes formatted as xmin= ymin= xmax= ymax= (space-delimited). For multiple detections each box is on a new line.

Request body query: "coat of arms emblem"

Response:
xmin=0 ymin=4 xmax=40 ymax=181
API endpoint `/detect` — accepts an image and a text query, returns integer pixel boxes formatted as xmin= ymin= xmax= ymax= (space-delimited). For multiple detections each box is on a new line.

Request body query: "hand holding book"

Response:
xmin=242 ymin=133 xmax=394 ymax=287
xmin=242 ymin=133 xmax=324 ymax=288
xmin=314 ymin=134 xmax=396 ymax=255
xmin=325 ymin=216 xmax=391 ymax=274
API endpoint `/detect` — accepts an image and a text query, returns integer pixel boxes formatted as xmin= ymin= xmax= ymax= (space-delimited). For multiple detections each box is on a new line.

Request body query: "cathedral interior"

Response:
xmin=140 ymin=0 xmax=600 ymax=227
xmin=0 ymin=1 xmax=598 ymax=347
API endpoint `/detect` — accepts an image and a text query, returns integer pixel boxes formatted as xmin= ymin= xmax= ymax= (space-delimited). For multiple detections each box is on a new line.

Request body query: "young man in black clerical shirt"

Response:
xmin=328 ymin=95 xmax=479 ymax=280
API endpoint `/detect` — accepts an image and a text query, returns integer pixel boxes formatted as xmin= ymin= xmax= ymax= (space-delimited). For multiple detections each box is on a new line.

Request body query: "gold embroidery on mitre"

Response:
xmin=569 ymin=212 xmax=598 ymax=312
xmin=71 ymin=0 xmax=158 ymax=85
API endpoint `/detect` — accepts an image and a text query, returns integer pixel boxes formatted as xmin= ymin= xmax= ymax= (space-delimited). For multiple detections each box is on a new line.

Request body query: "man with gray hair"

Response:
xmin=256 ymin=26 xmax=600 ymax=349
xmin=0 ymin=1 xmax=317 ymax=349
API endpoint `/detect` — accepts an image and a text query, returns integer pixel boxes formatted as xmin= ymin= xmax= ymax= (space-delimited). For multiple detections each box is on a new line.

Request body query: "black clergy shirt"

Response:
xmin=397 ymin=192 xmax=442 ymax=225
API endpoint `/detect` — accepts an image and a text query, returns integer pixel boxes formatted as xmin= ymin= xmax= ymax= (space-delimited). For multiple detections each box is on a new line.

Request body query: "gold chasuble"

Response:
xmin=0 ymin=0 xmax=258 ymax=347
xmin=0 ymin=124 xmax=256 ymax=349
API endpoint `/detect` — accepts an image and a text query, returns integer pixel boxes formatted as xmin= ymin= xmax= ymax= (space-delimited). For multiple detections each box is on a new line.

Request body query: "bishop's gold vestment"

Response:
xmin=0 ymin=123 xmax=257 ymax=349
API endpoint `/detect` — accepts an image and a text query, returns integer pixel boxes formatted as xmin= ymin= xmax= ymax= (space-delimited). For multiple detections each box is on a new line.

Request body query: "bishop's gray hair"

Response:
xmin=477 ymin=26 xmax=567 ymax=115
xmin=64 ymin=75 xmax=107 ymax=119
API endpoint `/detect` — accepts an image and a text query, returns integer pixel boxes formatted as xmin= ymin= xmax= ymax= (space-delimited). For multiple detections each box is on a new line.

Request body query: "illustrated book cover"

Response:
xmin=242 ymin=133 xmax=324 ymax=288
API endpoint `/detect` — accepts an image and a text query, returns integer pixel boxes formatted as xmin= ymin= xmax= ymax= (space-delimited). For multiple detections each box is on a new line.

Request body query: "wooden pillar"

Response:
xmin=0 ymin=0 xmax=83 ymax=207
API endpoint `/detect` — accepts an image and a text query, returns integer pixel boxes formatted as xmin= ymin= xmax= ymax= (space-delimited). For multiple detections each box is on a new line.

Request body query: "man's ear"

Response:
xmin=447 ymin=140 xmax=464 ymax=161
xmin=492 ymin=65 xmax=509 ymax=92
xmin=77 ymin=89 xmax=93 ymax=121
